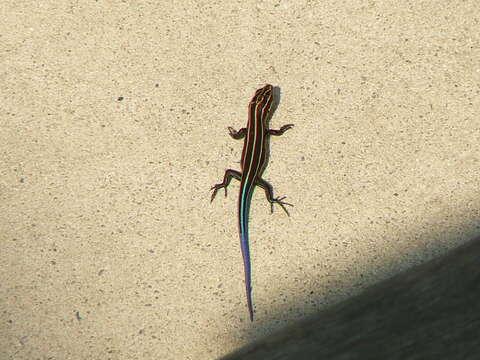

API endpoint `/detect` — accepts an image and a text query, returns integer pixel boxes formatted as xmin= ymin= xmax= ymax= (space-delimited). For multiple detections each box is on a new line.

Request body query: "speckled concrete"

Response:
xmin=1 ymin=1 xmax=479 ymax=359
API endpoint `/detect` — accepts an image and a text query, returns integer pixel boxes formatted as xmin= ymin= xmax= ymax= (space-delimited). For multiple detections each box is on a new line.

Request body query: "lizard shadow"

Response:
xmin=258 ymin=85 xmax=286 ymax=188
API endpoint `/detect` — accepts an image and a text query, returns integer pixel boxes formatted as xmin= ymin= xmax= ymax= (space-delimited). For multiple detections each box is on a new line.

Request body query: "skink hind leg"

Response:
xmin=210 ymin=169 xmax=242 ymax=202
xmin=256 ymin=177 xmax=293 ymax=216
xmin=269 ymin=196 xmax=293 ymax=216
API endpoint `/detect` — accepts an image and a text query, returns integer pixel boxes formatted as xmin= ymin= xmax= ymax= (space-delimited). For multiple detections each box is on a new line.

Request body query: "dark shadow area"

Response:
xmin=222 ymin=233 xmax=480 ymax=359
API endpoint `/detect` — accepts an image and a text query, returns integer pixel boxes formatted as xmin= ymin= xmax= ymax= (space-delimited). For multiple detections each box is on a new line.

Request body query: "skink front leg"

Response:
xmin=228 ymin=127 xmax=247 ymax=139
xmin=267 ymin=124 xmax=294 ymax=136
xmin=210 ymin=169 xmax=242 ymax=202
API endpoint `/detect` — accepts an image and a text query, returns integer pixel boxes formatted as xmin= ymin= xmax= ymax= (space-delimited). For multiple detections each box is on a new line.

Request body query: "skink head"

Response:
xmin=252 ymin=84 xmax=273 ymax=104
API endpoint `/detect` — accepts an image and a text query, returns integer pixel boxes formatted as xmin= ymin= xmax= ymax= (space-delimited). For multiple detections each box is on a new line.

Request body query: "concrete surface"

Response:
xmin=1 ymin=1 xmax=479 ymax=359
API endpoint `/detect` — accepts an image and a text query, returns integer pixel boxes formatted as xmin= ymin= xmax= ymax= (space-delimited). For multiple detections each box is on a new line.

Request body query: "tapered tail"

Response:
xmin=240 ymin=230 xmax=253 ymax=321
xmin=239 ymin=187 xmax=254 ymax=321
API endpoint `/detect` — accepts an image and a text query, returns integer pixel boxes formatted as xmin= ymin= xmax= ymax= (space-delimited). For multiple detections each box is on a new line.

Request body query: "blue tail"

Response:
xmin=239 ymin=187 xmax=254 ymax=321
xmin=240 ymin=229 xmax=253 ymax=321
